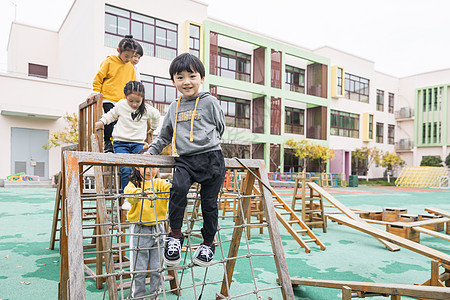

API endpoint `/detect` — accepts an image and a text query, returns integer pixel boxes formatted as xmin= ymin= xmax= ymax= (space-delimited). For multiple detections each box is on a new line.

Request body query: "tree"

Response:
xmin=43 ymin=113 xmax=78 ymax=150
xmin=420 ymin=155 xmax=443 ymax=167
xmin=381 ymin=151 xmax=404 ymax=182
xmin=286 ymin=138 xmax=334 ymax=173
xmin=445 ymin=153 xmax=450 ymax=168
xmin=352 ymin=146 xmax=381 ymax=180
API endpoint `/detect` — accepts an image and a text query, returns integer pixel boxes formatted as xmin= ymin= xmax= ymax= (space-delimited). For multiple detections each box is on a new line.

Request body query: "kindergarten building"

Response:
xmin=0 ymin=0 xmax=449 ymax=181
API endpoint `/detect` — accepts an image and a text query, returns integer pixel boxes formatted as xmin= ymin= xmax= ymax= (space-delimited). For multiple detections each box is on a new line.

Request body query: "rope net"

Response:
xmin=61 ymin=152 xmax=292 ymax=299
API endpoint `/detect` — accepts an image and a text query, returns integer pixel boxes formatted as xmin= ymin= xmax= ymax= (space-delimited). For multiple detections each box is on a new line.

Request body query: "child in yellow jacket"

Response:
xmin=124 ymin=165 xmax=171 ymax=299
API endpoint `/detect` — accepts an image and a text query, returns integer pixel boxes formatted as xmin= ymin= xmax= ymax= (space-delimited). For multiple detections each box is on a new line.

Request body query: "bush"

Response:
xmin=420 ymin=155 xmax=443 ymax=167
xmin=445 ymin=153 xmax=450 ymax=167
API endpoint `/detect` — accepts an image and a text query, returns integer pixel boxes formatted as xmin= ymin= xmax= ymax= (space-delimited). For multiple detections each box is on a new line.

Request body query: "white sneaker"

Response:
xmin=122 ymin=200 xmax=131 ymax=210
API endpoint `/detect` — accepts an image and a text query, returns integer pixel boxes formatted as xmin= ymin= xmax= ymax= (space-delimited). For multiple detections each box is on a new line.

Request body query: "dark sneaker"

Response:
xmin=104 ymin=141 xmax=114 ymax=153
xmin=164 ymin=234 xmax=184 ymax=266
xmin=193 ymin=244 xmax=215 ymax=267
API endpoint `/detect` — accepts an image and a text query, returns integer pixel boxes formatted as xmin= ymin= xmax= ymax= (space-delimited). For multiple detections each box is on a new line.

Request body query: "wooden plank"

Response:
xmin=308 ymin=182 xmax=400 ymax=251
xmin=69 ymin=151 xmax=264 ymax=169
xmin=398 ymin=217 xmax=449 ymax=228
xmin=50 ymin=172 xmax=62 ymax=250
xmin=425 ymin=207 xmax=450 ymax=218
xmin=256 ymin=166 xmax=294 ymax=300
xmin=412 ymin=227 xmax=450 ymax=242
xmin=327 ymin=214 xmax=450 ymax=265
xmin=290 ymin=278 xmax=450 ymax=299
xmin=64 ymin=151 xmax=86 ymax=300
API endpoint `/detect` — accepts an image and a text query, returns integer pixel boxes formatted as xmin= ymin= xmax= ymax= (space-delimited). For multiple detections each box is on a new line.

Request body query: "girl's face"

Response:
xmin=126 ymin=92 xmax=143 ymax=110
xmin=139 ymin=167 xmax=158 ymax=180
xmin=117 ymin=49 xmax=135 ymax=64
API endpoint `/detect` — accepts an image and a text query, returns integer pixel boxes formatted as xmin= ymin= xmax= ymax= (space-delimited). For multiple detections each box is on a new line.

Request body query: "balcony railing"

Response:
xmin=395 ymin=138 xmax=413 ymax=151
xmin=395 ymin=107 xmax=414 ymax=119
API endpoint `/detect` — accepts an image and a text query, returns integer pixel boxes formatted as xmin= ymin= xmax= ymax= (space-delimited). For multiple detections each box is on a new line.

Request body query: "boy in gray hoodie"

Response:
xmin=146 ymin=53 xmax=225 ymax=267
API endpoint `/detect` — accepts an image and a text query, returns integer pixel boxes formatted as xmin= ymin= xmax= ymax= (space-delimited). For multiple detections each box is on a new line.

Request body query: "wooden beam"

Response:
xmin=290 ymin=278 xmax=450 ymax=299
xmin=412 ymin=227 xmax=450 ymax=242
xmin=308 ymin=182 xmax=400 ymax=251
xmin=327 ymin=214 xmax=450 ymax=265
xmin=425 ymin=207 xmax=450 ymax=218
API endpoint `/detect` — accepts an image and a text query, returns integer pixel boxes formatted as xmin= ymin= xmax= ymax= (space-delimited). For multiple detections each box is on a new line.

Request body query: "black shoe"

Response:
xmin=164 ymin=234 xmax=184 ymax=266
xmin=104 ymin=141 xmax=114 ymax=153
xmin=193 ymin=243 xmax=215 ymax=267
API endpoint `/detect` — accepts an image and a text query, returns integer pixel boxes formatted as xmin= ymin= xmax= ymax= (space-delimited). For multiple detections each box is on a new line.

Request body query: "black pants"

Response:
xmin=169 ymin=150 xmax=225 ymax=243
xmin=103 ymin=102 xmax=117 ymax=143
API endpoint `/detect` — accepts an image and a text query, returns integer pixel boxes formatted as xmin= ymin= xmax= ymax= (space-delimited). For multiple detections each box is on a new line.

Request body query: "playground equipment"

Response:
xmin=59 ymin=151 xmax=294 ymax=299
xmin=395 ymin=166 xmax=449 ymax=188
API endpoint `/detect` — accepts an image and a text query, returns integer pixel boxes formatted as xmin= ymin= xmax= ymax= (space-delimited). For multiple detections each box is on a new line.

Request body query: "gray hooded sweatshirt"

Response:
xmin=147 ymin=92 xmax=225 ymax=156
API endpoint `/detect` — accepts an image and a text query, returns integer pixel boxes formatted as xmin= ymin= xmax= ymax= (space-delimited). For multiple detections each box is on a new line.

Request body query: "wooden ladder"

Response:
xmin=292 ymin=176 xmax=327 ymax=233
xmin=253 ymin=185 xmax=326 ymax=253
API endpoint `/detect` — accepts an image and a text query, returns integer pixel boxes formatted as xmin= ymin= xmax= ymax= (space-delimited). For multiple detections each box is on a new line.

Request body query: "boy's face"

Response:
xmin=131 ymin=54 xmax=141 ymax=66
xmin=172 ymin=70 xmax=204 ymax=99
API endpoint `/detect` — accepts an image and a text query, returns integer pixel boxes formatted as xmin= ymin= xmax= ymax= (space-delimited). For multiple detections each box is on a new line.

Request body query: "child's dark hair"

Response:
xmin=129 ymin=150 xmax=146 ymax=187
xmin=124 ymin=81 xmax=146 ymax=120
xmin=169 ymin=53 xmax=205 ymax=81
xmin=118 ymin=35 xmax=138 ymax=53
xmin=135 ymin=42 xmax=143 ymax=57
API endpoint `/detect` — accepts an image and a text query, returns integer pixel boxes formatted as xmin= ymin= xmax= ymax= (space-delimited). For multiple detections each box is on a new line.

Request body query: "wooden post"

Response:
xmin=50 ymin=172 xmax=62 ymax=250
xmin=256 ymin=165 xmax=294 ymax=300
xmin=341 ymin=286 xmax=352 ymax=299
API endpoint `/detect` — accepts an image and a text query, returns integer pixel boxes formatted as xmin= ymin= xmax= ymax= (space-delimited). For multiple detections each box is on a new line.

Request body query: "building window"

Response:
xmin=376 ymin=122 xmax=384 ymax=143
xmin=28 ymin=63 xmax=48 ymax=78
xmin=337 ymin=67 xmax=343 ymax=96
xmin=285 ymin=65 xmax=305 ymax=93
xmin=141 ymin=74 xmax=179 ymax=115
xmin=368 ymin=115 xmax=374 ymax=140
xmin=105 ymin=5 xmax=177 ymax=60
xmin=218 ymin=47 xmax=251 ymax=82
xmin=352 ymin=156 xmax=367 ymax=176
xmin=285 ymin=107 xmax=305 ymax=135
xmin=344 ymin=73 xmax=369 ymax=103
xmin=388 ymin=124 xmax=395 ymax=145
xmin=388 ymin=93 xmax=394 ymax=113
xmin=330 ymin=110 xmax=359 ymax=138
xmin=217 ymin=95 xmax=250 ymax=129
xmin=376 ymin=90 xmax=384 ymax=111
xmin=189 ymin=24 xmax=200 ymax=58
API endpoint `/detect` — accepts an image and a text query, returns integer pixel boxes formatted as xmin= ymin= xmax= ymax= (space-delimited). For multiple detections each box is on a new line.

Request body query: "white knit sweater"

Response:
xmin=100 ymin=99 xmax=160 ymax=143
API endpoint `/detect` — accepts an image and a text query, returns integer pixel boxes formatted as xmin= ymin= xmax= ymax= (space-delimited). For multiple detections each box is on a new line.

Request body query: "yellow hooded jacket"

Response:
xmin=92 ymin=55 xmax=137 ymax=102
xmin=124 ymin=178 xmax=171 ymax=225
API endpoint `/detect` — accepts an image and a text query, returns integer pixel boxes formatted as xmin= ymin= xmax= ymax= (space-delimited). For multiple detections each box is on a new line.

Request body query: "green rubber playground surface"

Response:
xmin=0 ymin=186 xmax=449 ymax=299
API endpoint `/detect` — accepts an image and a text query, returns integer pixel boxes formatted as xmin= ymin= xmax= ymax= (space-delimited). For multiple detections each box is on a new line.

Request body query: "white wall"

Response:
xmin=7 ymin=23 xmax=59 ymax=79
xmin=0 ymin=73 xmax=90 ymax=179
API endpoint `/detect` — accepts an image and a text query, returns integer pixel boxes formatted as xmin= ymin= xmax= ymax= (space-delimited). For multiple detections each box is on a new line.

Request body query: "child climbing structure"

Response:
xmin=60 ymin=149 xmax=294 ymax=299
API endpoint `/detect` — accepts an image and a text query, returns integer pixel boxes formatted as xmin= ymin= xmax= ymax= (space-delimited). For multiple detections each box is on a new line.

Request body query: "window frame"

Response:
xmin=217 ymin=95 xmax=251 ymax=129
xmin=330 ymin=109 xmax=359 ymax=138
xmin=376 ymin=89 xmax=384 ymax=111
xmin=376 ymin=122 xmax=384 ymax=143
xmin=217 ymin=47 xmax=251 ymax=82
xmin=284 ymin=107 xmax=305 ymax=135
xmin=28 ymin=63 xmax=48 ymax=79
xmin=104 ymin=4 xmax=178 ymax=60
xmin=344 ymin=73 xmax=370 ymax=103
xmin=388 ymin=92 xmax=394 ymax=113
xmin=387 ymin=124 xmax=395 ymax=145
xmin=141 ymin=74 xmax=179 ymax=116
xmin=285 ymin=65 xmax=305 ymax=93
xmin=189 ymin=23 xmax=200 ymax=58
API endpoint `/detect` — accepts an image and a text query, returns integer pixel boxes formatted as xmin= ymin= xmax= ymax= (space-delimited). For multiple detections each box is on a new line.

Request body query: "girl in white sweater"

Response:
xmin=95 ymin=81 xmax=160 ymax=195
